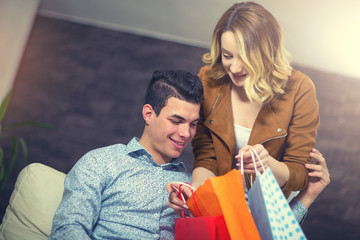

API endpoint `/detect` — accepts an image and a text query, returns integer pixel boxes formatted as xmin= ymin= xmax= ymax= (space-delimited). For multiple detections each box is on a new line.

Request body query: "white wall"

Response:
xmin=0 ymin=0 xmax=40 ymax=103
xmin=262 ymin=0 xmax=360 ymax=79
xmin=29 ymin=0 xmax=360 ymax=80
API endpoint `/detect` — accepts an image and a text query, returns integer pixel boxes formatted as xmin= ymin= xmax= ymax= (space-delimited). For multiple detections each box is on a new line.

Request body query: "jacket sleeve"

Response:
xmin=191 ymin=67 xmax=219 ymax=175
xmin=281 ymin=72 xmax=320 ymax=194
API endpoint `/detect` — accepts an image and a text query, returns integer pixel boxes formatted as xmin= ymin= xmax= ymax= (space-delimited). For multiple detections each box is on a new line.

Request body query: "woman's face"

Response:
xmin=220 ymin=31 xmax=248 ymax=87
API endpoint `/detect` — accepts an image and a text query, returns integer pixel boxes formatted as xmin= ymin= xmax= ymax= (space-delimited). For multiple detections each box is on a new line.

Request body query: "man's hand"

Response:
xmin=166 ymin=182 xmax=193 ymax=216
xmin=296 ymin=148 xmax=330 ymax=208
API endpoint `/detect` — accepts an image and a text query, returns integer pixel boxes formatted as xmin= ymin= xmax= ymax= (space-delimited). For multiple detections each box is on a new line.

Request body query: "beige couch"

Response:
xmin=0 ymin=163 xmax=65 ymax=240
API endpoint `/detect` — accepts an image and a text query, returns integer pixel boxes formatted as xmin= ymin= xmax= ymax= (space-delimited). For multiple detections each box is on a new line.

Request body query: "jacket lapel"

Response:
xmin=249 ymin=102 xmax=288 ymax=145
xmin=204 ymin=82 xmax=235 ymax=155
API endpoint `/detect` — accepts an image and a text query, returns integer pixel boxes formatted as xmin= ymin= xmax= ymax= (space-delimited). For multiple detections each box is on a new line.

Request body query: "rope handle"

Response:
xmin=172 ymin=182 xmax=203 ymax=218
xmin=239 ymin=148 xmax=266 ymax=186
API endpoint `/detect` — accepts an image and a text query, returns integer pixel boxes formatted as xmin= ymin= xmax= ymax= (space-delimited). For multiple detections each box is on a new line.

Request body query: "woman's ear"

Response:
xmin=142 ymin=104 xmax=154 ymax=124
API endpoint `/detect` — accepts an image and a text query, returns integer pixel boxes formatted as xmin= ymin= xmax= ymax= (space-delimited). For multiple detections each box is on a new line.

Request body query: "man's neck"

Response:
xmin=138 ymin=135 xmax=169 ymax=165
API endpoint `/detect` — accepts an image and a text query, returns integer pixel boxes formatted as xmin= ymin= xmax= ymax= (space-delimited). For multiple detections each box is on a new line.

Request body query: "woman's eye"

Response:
xmin=222 ymin=53 xmax=232 ymax=59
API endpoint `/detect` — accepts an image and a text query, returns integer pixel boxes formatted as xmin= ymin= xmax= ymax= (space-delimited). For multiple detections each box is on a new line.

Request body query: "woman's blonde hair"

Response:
xmin=203 ymin=1 xmax=293 ymax=104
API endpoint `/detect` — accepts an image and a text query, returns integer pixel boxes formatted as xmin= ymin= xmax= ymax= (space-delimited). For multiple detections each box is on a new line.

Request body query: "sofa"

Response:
xmin=0 ymin=163 xmax=66 ymax=240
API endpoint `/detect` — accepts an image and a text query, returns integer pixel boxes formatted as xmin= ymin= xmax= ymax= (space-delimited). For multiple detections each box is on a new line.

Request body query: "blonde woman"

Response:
xmin=190 ymin=1 xmax=320 ymax=198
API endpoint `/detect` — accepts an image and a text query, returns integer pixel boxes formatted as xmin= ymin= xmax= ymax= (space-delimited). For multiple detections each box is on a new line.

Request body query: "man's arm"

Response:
xmin=49 ymin=154 xmax=104 ymax=239
xmin=290 ymin=148 xmax=330 ymax=224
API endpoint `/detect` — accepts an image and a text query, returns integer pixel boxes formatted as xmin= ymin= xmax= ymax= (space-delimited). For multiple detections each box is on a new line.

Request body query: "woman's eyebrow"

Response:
xmin=221 ymin=48 xmax=231 ymax=54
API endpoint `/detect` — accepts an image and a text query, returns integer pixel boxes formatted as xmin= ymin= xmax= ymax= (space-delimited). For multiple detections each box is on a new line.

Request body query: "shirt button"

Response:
xmin=153 ymin=234 xmax=159 ymax=238
xmin=157 ymin=189 xmax=162 ymax=194
xmin=209 ymin=120 xmax=214 ymax=124
xmin=277 ymin=128 xmax=282 ymax=133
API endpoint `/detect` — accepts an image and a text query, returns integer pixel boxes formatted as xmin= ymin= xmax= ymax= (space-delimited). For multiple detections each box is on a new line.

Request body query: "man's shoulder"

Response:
xmin=85 ymin=143 xmax=125 ymax=159
xmin=69 ymin=142 xmax=131 ymax=179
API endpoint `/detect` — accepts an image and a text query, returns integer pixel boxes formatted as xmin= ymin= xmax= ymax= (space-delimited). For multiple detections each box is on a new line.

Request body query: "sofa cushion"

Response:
xmin=0 ymin=163 xmax=65 ymax=240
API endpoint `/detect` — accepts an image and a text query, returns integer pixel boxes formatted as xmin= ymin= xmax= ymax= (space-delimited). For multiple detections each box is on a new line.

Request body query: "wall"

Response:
xmin=39 ymin=0 xmax=360 ymax=80
xmin=0 ymin=0 xmax=40 ymax=103
xmin=1 ymin=0 xmax=358 ymax=102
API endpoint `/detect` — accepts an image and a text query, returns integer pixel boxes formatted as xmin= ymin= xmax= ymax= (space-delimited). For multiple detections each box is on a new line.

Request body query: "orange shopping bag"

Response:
xmin=186 ymin=169 xmax=261 ymax=240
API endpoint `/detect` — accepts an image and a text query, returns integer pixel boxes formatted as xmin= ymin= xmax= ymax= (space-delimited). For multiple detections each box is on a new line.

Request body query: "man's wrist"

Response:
xmin=296 ymin=191 xmax=318 ymax=209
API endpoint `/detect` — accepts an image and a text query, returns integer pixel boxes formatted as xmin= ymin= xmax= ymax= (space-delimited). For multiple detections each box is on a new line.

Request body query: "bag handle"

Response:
xmin=249 ymin=148 xmax=266 ymax=174
xmin=173 ymin=182 xmax=203 ymax=218
xmin=239 ymin=148 xmax=266 ymax=186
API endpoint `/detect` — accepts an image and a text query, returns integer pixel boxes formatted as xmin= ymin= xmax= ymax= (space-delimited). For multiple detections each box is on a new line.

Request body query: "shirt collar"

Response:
xmin=126 ymin=137 xmax=188 ymax=172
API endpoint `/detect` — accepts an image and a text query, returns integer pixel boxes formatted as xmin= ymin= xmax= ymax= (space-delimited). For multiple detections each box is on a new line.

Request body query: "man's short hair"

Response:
xmin=144 ymin=70 xmax=204 ymax=115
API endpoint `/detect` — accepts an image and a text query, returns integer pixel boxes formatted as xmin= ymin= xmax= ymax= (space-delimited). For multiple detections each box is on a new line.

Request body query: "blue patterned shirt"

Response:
xmin=49 ymin=137 xmax=191 ymax=240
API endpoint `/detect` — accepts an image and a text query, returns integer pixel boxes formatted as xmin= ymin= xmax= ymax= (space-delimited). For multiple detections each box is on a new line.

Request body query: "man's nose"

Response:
xmin=178 ymin=124 xmax=191 ymax=138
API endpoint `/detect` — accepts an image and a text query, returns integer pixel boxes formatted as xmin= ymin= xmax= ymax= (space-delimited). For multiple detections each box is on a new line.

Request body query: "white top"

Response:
xmin=234 ymin=124 xmax=252 ymax=195
xmin=234 ymin=124 xmax=252 ymax=153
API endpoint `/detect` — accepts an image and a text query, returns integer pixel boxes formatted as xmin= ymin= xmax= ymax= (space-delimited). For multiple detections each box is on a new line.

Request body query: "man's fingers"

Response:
xmin=168 ymin=192 xmax=188 ymax=209
xmin=306 ymin=163 xmax=322 ymax=172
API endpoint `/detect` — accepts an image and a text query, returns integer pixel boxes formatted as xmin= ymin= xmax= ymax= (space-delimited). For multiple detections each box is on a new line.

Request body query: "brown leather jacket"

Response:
xmin=192 ymin=66 xmax=320 ymax=197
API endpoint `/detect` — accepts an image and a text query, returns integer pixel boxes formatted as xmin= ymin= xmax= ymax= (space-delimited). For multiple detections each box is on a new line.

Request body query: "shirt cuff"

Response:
xmin=289 ymin=197 xmax=308 ymax=225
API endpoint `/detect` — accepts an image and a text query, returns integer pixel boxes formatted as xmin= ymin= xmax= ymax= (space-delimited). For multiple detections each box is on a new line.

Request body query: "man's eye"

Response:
xmin=191 ymin=123 xmax=198 ymax=127
xmin=170 ymin=119 xmax=180 ymax=124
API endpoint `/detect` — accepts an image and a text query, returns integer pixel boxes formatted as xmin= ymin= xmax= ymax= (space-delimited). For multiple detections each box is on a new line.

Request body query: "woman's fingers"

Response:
xmin=235 ymin=145 xmax=269 ymax=173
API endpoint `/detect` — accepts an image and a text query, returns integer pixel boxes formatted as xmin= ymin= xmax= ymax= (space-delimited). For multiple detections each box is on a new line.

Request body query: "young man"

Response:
xmin=49 ymin=69 xmax=204 ymax=240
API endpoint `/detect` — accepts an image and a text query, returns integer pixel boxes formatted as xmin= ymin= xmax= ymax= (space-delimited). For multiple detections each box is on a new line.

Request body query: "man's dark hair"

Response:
xmin=144 ymin=70 xmax=204 ymax=115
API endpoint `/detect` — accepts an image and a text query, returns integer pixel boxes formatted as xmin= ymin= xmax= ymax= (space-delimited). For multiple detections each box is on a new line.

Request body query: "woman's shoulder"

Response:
xmin=198 ymin=65 xmax=226 ymax=88
xmin=198 ymin=66 xmax=212 ymax=81
xmin=287 ymin=69 xmax=316 ymax=92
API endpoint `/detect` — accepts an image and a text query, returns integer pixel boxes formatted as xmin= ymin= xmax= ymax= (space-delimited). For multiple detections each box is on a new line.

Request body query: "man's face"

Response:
xmin=147 ymin=97 xmax=200 ymax=164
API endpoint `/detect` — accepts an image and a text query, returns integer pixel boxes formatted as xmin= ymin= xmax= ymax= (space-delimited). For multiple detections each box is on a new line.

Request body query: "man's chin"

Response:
xmin=170 ymin=150 xmax=182 ymax=160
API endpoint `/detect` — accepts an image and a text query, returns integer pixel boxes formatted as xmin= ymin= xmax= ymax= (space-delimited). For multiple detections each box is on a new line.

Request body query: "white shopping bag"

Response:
xmin=242 ymin=149 xmax=307 ymax=240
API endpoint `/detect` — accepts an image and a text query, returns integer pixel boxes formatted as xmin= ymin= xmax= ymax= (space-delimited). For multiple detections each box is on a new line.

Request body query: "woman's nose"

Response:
xmin=230 ymin=59 xmax=243 ymax=74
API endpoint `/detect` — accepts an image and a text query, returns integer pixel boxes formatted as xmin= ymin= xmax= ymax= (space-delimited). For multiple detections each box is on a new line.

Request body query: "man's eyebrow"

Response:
xmin=169 ymin=114 xmax=185 ymax=121
xmin=169 ymin=114 xmax=199 ymax=122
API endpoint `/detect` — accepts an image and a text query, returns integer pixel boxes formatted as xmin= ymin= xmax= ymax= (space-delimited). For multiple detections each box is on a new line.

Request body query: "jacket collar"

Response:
xmin=203 ymin=82 xmax=288 ymax=154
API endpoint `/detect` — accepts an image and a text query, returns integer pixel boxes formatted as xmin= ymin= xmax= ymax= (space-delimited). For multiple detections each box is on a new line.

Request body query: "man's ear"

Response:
xmin=142 ymin=104 xmax=155 ymax=124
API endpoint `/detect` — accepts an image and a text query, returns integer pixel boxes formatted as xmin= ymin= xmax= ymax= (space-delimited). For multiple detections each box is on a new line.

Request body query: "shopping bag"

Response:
xmin=186 ymin=169 xmax=261 ymax=240
xmin=174 ymin=215 xmax=230 ymax=240
xmin=245 ymin=149 xmax=307 ymax=240
xmin=173 ymin=183 xmax=230 ymax=240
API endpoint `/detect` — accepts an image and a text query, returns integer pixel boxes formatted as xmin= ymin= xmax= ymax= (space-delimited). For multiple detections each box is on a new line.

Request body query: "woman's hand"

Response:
xmin=235 ymin=144 xmax=270 ymax=174
xmin=235 ymin=144 xmax=289 ymax=187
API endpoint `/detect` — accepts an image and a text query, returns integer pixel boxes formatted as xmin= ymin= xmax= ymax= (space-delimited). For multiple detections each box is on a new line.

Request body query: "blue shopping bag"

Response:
xmin=242 ymin=149 xmax=307 ymax=240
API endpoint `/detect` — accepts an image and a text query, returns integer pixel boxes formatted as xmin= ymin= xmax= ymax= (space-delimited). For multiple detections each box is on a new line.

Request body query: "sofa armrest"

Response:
xmin=0 ymin=163 xmax=66 ymax=240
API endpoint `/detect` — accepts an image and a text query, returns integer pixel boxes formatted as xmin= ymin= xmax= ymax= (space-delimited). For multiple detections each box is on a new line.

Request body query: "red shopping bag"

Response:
xmin=174 ymin=215 xmax=230 ymax=240
xmin=186 ymin=169 xmax=261 ymax=240
xmin=173 ymin=183 xmax=231 ymax=240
